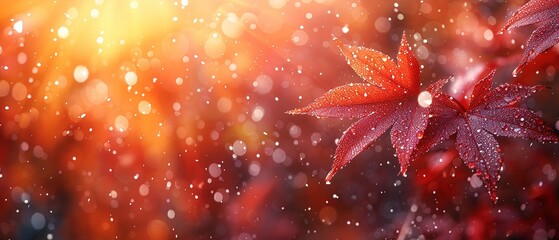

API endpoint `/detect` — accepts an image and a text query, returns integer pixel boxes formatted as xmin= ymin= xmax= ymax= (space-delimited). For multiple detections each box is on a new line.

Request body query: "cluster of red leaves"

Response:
xmin=502 ymin=0 xmax=559 ymax=73
xmin=288 ymin=31 xmax=558 ymax=202
xmin=288 ymin=35 xmax=446 ymax=179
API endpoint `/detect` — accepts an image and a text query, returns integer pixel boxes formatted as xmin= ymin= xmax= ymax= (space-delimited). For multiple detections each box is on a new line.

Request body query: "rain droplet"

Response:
xmin=11 ymin=82 xmax=27 ymax=101
xmin=139 ymin=184 xmax=149 ymax=196
xmin=114 ymin=115 xmax=129 ymax=132
xmin=30 ymin=212 xmax=45 ymax=230
xmin=138 ymin=100 xmax=152 ymax=115
xmin=0 ymin=80 xmax=9 ymax=97
xmin=73 ymin=65 xmax=89 ymax=83
xmin=125 ymin=71 xmax=138 ymax=86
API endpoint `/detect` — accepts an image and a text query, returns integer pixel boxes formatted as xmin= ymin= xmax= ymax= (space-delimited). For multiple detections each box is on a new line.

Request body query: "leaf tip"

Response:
xmin=482 ymin=173 xmax=500 ymax=203
xmin=286 ymin=106 xmax=311 ymax=115
xmin=333 ymin=37 xmax=345 ymax=51
xmin=399 ymin=31 xmax=410 ymax=49
xmin=533 ymin=85 xmax=547 ymax=91
xmin=285 ymin=109 xmax=300 ymax=115
xmin=545 ymin=132 xmax=559 ymax=143
xmin=491 ymin=193 xmax=499 ymax=204
xmin=398 ymin=165 xmax=409 ymax=177
xmin=325 ymin=166 xmax=340 ymax=182
xmin=484 ymin=179 xmax=499 ymax=203
xmin=331 ymin=34 xmax=338 ymax=41
xmin=512 ymin=65 xmax=523 ymax=77
xmin=426 ymin=77 xmax=450 ymax=94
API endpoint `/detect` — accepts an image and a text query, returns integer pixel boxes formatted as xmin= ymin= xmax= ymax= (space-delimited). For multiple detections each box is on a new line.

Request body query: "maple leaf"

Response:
xmin=288 ymin=33 xmax=445 ymax=181
xmin=414 ymin=70 xmax=558 ymax=202
xmin=502 ymin=0 xmax=559 ymax=74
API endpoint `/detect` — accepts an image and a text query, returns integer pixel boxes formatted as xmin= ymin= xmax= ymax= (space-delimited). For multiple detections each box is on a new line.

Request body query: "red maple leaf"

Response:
xmin=414 ymin=70 xmax=558 ymax=202
xmin=502 ymin=0 xmax=559 ymax=73
xmin=288 ymin=33 xmax=445 ymax=181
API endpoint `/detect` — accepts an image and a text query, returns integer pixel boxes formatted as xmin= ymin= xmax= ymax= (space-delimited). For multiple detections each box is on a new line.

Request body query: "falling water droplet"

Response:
xmin=73 ymin=65 xmax=89 ymax=83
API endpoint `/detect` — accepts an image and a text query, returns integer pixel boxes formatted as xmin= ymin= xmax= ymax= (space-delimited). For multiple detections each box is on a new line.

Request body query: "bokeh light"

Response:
xmin=1 ymin=0 xmax=559 ymax=239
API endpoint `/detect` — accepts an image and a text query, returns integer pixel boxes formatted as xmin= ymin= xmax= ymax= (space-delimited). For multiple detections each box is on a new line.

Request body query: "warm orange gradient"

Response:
xmin=1 ymin=0 xmax=559 ymax=239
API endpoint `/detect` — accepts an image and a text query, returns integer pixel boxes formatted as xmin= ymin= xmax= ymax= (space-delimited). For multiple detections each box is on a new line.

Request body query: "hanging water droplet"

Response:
xmin=512 ymin=70 xmax=519 ymax=77
xmin=416 ymin=131 xmax=424 ymax=139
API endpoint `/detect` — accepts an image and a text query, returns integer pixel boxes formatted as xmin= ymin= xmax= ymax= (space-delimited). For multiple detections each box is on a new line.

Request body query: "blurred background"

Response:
xmin=1 ymin=0 xmax=558 ymax=239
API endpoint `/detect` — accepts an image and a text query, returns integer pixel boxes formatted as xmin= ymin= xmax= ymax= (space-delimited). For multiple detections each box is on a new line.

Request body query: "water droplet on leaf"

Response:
xmin=417 ymin=91 xmax=432 ymax=108
xmin=416 ymin=131 xmax=424 ymax=139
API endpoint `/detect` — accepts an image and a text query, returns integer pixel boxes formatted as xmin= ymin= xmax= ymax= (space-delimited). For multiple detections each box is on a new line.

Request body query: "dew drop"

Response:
xmin=469 ymin=174 xmax=483 ymax=188
xmin=341 ymin=25 xmax=349 ymax=34
xmin=417 ymin=91 xmax=432 ymax=108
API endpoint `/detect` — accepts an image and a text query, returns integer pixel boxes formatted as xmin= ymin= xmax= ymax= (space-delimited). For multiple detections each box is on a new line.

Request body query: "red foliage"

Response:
xmin=290 ymin=37 xmax=558 ymax=202
xmin=289 ymin=33 xmax=447 ymax=180
xmin=415 ymin=70 xmax=558 ymax=201
xmin=502 ymin=0 xmax=559 ymax=73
